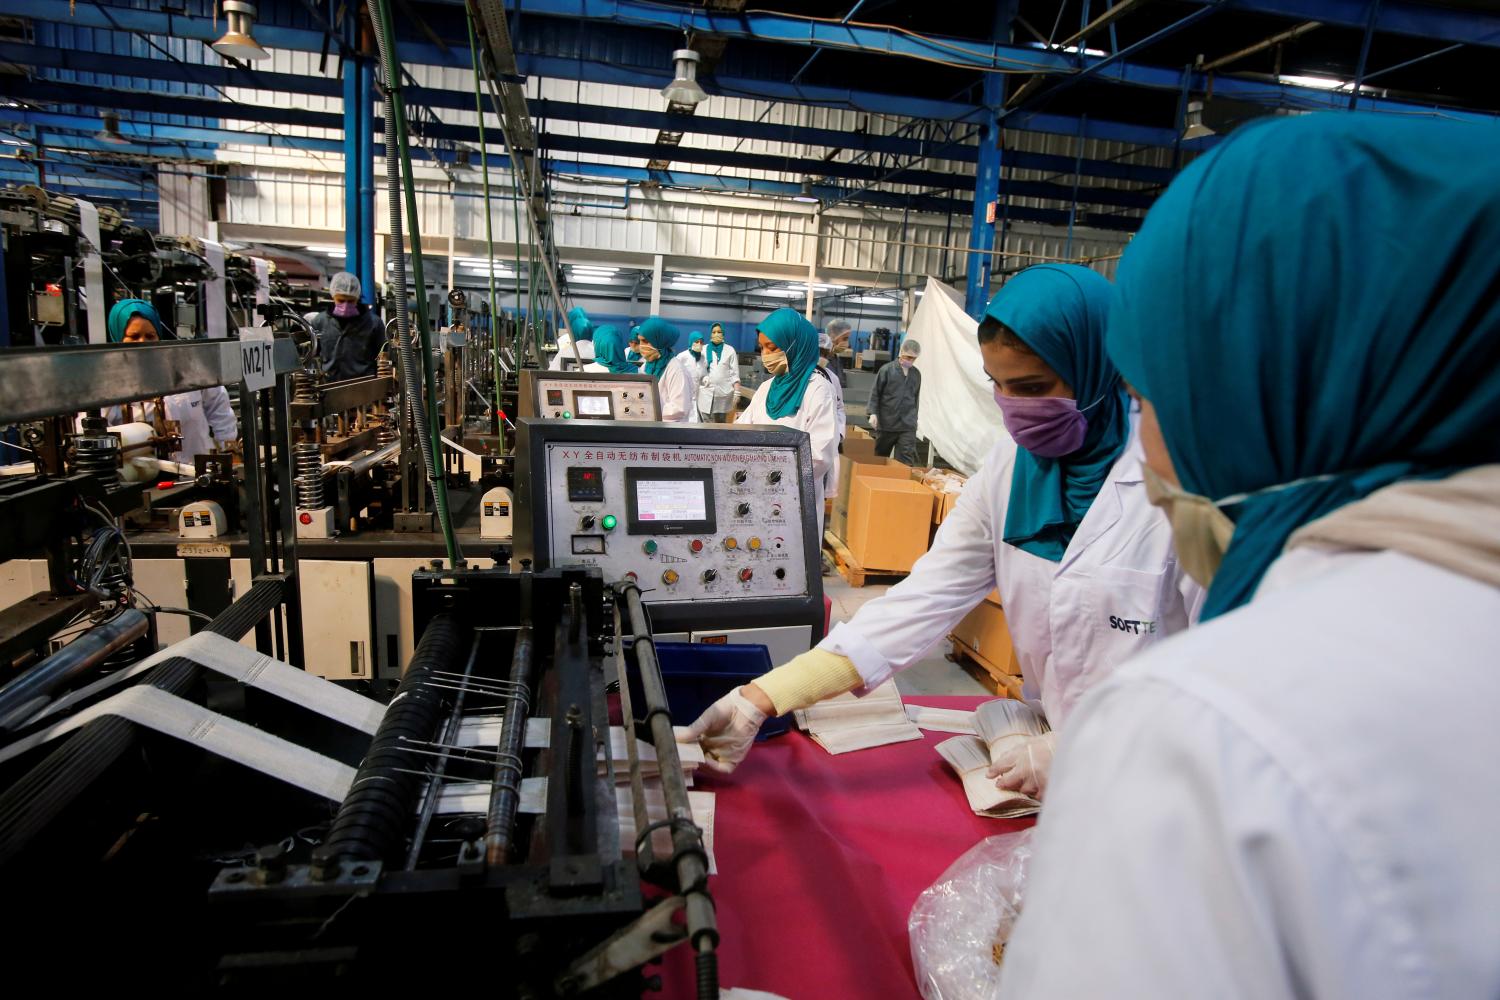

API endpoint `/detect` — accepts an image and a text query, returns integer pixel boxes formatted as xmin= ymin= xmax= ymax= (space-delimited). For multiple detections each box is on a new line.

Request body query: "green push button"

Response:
xmin=562 ymin=410 xmax=573 ymax=420
xmin=642 ymin=539 xmax=658 ymax=555
xmin=601 ymin=514 xmax=617 ymax=531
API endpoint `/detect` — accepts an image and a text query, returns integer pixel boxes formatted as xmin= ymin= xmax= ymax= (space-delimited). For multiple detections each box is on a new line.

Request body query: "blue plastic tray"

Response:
xmin=631 ymin=641 xmax=793 ymax=739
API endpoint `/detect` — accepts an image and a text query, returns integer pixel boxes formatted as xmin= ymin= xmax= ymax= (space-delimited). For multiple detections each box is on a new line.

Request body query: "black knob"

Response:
xmin=775 ymin=567 xmax=786 ymax=580
xmin=768 ymin=470 xmax=782 ymax=484
xmin=732 ymin=470 xmax=747 ymax=484
xmin=735 ymin=502 xmax=750 ymax=517
xmin=702 ymin=569 xmax=717 ymax=583
xmin=579 ymin=514 xmax=596 ymax=530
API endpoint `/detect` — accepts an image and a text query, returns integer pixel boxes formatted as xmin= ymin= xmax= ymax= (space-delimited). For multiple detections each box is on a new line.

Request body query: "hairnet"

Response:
xmin=1108 ymin=113 xmax=1500 ymax=619
xmin=330 ymin=271 xmax=361 ymax=299
xmin=757 ymin=307 xmax=820 ymax=419
xmin=826 ymin=319 xmax=851 ymax=336
xmin=986 ymin=263 xmax=1126 ymax=562
xmin=899 ymin=339 xmax=921 ymax=358
xmin=818 ymin=332 xmax=833 ymax=351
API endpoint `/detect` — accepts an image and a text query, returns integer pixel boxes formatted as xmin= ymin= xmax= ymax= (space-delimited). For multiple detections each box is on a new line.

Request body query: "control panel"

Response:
xmin=519 ymin=371 xmax=660 ymax=422
xmin=515 ymin=421 xmax=824 ymax=642
xmin=542 ymin=445 xmax=806 ymax=602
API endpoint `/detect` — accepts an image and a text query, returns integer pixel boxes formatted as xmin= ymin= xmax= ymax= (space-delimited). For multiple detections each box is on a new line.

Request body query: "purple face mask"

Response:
xmin=332 ymin=301 xmax=358 ymax=319
xmin=992 ymin=387 xmax=1088 ymax=458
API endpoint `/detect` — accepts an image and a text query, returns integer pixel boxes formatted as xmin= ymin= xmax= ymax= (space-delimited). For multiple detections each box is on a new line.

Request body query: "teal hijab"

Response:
xmin=707 ymin=323 xmax=726 ymax=363
xmin=688 ymin=331 xmax=704 ymax=354
xmin=592 ymin=325 xmax=636 ymax=374
xmin=758 ymin=308 xmax=820 ymax=420
xmin=1109 ymin=113 xmax=1500 ymax=620
xmin=567 ymin=306 xmax=594 ymax=341
xmin=987 ymin=265 xmax=1127 ymax=562
xmin=107 ymin=299 xmax=166 ymax=342
xmin=635 ymin=316 xmax=679 ymax=379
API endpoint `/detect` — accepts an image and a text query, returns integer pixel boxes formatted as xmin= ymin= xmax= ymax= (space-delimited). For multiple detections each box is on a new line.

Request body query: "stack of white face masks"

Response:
xmin=793 ymin=679 xmax=924 ymax=754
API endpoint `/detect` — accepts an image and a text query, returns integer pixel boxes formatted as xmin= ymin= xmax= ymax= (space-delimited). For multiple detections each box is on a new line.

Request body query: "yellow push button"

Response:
xmin=661 ymin=569 xmax=679 ymax=585
xmin=747 ymin=537 xmax=762 ymax=551
xmin=723 ymin=537 xmax=738 ymax=551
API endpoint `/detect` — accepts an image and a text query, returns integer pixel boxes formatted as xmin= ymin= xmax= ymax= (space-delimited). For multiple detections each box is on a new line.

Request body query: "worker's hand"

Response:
xmin=867 ymin=414 xmax=879 ymax=430
xmin=986 ymin=732 xmax=1057 ymax=800
xmin=678 ymin=686 xmax=769 ymax=773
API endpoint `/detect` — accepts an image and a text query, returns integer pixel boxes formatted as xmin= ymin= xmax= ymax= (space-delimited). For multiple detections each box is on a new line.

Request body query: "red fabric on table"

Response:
xmin=659 ymin=695 xmax=1033 ymax=999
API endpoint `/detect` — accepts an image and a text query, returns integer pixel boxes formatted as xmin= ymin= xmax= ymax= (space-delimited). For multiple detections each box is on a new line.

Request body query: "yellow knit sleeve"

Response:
xmin=753 ymin=648 xmax=862 ymax=715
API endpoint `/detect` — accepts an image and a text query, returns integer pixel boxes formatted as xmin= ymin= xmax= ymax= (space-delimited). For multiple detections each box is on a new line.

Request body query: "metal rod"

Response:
xmin=0 ymin=610 xmax=148 ymax=731
xmin=617 ymin=582 xmax=718 ymax=958
xmin=1360 ymin=41 xmax=1463 ymax=85
xmin=484 ymin=623 xmax=535 ymax=865
xmin=1201 ymin=21 xmax=1321 ymax=72
xmin=1349 ymin=0 xmax=1384 ymax=111
xmin=406 ymin=634 xmax=481 ymax=870
xmin=610 ymin=600 xmax=652 ymax=866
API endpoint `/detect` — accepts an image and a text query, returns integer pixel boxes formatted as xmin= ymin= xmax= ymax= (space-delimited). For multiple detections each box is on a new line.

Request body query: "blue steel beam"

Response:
xmin=0 ymin=108 xmax=344 ymax=155
xmin=967 ymin=5 xmax=1013 ymax=318
xmin=1182 ymin=0 xmax=1500 ymax=50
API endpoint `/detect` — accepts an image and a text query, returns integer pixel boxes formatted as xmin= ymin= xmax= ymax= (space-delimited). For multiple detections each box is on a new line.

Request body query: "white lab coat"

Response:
xmin=1001 ymin=547 xmax=1500 ymax=1000
xmin=108 ymin=388 xmax=239 ymax=467
xmin=741 ymin=368 xmax=841 ymax=537
xmin=823 ymin=425 xmax=1200 ymax=728
xmin=675 ymin=347 xmax=708 ymax=385
xmin=548 ymin=333 xmax=596 ymax=370
xmin=657 ymin=352 xmax=701 ymax=424
xmin=702 ymin=342 xmax=740 ymax=410
xmin=818 ymin=359 xmax=847 ymax=439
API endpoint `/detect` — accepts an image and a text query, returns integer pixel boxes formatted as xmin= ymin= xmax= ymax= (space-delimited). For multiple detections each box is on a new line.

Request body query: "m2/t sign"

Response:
xmin=240 ymin=327 xmax=276 ymax=391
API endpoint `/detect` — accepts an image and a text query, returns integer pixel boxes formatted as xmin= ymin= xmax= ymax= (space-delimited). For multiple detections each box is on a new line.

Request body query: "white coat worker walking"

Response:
xmin=675 ymin=331 xmax=708 ymax=390
xmin=680 ymin=266 xmax=1198 ymax=783
xmin=738 ymin=309 xmax=842 ymax=536
xmin=700 ymin=322 xmax=740 ymax=422
xmin=105 ymin=298 xmax=238 ymax=466
xmin=633 ymin=316 xmax=698 ymax=423
xmin=817 ymin=331 xmax=847 ymax=439
xmin=548 ymin=306 xmax=596 ymax=370
xmin=1000 ymin=115 xmax=1500 ymax=1000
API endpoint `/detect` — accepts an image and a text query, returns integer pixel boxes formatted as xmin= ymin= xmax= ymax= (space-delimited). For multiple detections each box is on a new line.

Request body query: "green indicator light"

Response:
xmin=562 ymin=410 xmax=573 ymax=420
xmin=601 ymin=514 xmax=617 ymax=531
xmin=642 ymin=540 xmax=658 ymax=555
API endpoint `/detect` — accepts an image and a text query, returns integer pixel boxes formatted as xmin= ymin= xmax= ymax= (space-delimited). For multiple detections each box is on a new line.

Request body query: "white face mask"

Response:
xmin=1143 ymin=465 xmax=1236 ymax=588
xmin=637 ymin=342 xmax=660 ymax=361
xmin=763 ymin=349 xmax=790 ymax=376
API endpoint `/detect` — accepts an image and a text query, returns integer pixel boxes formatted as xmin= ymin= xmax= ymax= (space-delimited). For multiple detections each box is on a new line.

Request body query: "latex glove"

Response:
xmin=986 ymin=732 xmax=1057 ymax=800
xmin=679 ymin=687 xmax=767 ymax=773
xmin=868 ymin=414 xmax=879 ymax=430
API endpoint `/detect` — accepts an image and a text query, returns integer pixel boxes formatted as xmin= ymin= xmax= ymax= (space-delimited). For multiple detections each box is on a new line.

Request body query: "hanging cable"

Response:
xmin=465 ymin=10 xmax=505 ymax=451
xmin=367 ymin=0 xmax=462 ymax=567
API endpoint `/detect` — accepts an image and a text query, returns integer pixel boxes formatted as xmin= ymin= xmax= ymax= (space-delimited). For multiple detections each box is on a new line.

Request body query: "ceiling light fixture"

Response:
xmin=1181 ymin=100 xmax=1215 ymax=141
xmin=98 ymin=111 xmax=131 ymax=146
xmin=661 ymin=48 xmax=708 ymax=106
xmin=212 ymin=1 xmax=270 ymax=61
xmin=794 ymin=177 xmax=820 ymax=204
xmin=567 ymin=275 xmax=618 ymax=285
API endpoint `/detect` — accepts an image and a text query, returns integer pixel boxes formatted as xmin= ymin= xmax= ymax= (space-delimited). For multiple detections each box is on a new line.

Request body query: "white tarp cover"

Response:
xmin=911 ymin=276 xmax=1015 ymax=477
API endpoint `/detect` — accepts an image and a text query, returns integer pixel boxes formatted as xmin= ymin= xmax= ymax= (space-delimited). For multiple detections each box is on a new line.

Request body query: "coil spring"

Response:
xmin=72 ymin=435 xmax=120 ymax=487
xmin=292 ymin=371 xmax=317 ymax=403
xmin=376 ymin=419 xmax=398 ymax=447
xmin=294 ymin=442 xmax=325 ymax=510
xmin=376 ymin=356 xmax=394 ymax=381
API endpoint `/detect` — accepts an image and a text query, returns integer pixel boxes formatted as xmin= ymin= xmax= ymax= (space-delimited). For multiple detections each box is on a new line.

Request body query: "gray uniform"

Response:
xmin=310 ymin=305 xmax=385 ymax=381
xmin=868 ymin=359 xmax=921 ymax=464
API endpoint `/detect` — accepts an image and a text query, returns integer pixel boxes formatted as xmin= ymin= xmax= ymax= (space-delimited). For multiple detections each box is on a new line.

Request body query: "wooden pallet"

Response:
xmin=948 ymin=637 xmax=1023 ymax=700
xmin=823 ymin=531 xmax=910 ymax=588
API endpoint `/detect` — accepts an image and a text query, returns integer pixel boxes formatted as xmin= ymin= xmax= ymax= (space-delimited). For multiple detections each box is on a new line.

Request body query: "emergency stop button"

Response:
xmin=738 ymin=568 xmax=754 ymax=583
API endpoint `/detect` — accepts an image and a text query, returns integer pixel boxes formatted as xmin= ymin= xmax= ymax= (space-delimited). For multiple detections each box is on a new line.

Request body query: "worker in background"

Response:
xmin=823 ymin=318 xmax=851 ymax=388
xmin=311 ymin=271 xmax=384 ymax=380
xmin=867 ymin=339 xmax=922 ymax=464
xmin=701 ymin=322 xmax=740 ymax=422
xmin=681 ymin=266 xmax=1198 ymax=782
xmin=588 ymin=324 xmax=635 ymax=374
xmin=1001 ymin=115 xmax=1500 ymax=1000
xmin=818 ymin=331 xmax=848 ymax=439
xmin=634 ymin=317 xmax=698 ymax=423
xmin=106 ymin=299 xmax=239 ymax=466
xmin=678 ymin=331 xmax=708 ymax=385
xmin=550 ymin=305 xmax=596 ymax=370
xmin=738 ymin=308 xmax=841 ymax=534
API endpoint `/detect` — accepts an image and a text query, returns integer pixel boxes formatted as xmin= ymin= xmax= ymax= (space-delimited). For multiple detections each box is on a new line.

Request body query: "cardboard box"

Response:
xmin=832 ymin=455 xmax=910 ymax=540
xmin=845 ymin=477 xmax=934 ymax=572
xmin=937 ymin=491 xmax=961 ymax=524
xmin=842 ymin=431 xmax=878 ymax=464
xmin=950 ymin=599 xmax=1019 ymax=676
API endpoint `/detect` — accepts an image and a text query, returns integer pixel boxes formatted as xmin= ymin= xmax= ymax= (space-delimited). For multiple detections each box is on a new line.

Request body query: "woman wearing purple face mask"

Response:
xmin=311 ymin=271 xmax=386 ymax=380
xmin=680 ymin=265 xmax=1201 ymax=800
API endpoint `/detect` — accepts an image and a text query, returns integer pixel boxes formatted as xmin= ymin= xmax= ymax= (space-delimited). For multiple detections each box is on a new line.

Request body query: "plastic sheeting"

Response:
xmin=911 ymin=277 xmax=1014 ymax=477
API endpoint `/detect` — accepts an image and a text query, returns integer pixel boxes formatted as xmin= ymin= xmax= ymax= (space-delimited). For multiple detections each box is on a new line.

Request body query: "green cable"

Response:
xmin=375 ymin=0 xmax=460 ymax=566
xmin=465 ymin=11 xmax=504 ymax=453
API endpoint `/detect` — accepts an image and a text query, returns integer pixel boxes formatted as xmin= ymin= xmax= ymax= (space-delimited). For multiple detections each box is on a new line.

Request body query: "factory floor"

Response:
xmin=823 ymin=573 xmax=990 ymax=697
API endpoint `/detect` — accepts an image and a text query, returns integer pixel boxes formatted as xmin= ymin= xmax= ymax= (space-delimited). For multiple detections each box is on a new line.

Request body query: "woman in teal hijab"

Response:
xmin=1000 ymin=115 xmax=1500 ymax=997
xmin=753 ymin=307 xmax=821 ymax=419
xmin=107 ymin=299 xmax=167 ymax=342
xmin=566 ymin=305 xmax=594 ymax=341
xmin=983 ymin=264 xmax=1129 ymax=561
xmin=632 ymin=316 xmax=678 ymax=380
xmin=680 ymin=285 xmax=1197 ymax=784
xmin=591 ymin=325 xmax=636 ymax=374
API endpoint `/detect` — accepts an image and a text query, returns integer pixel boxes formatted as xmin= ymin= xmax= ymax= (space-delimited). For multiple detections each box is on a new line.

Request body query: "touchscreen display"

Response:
xmin=576 ymin=394 xmax=612 ymax=417
xmin=635 ymin=479 xmax=707 ymax=521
